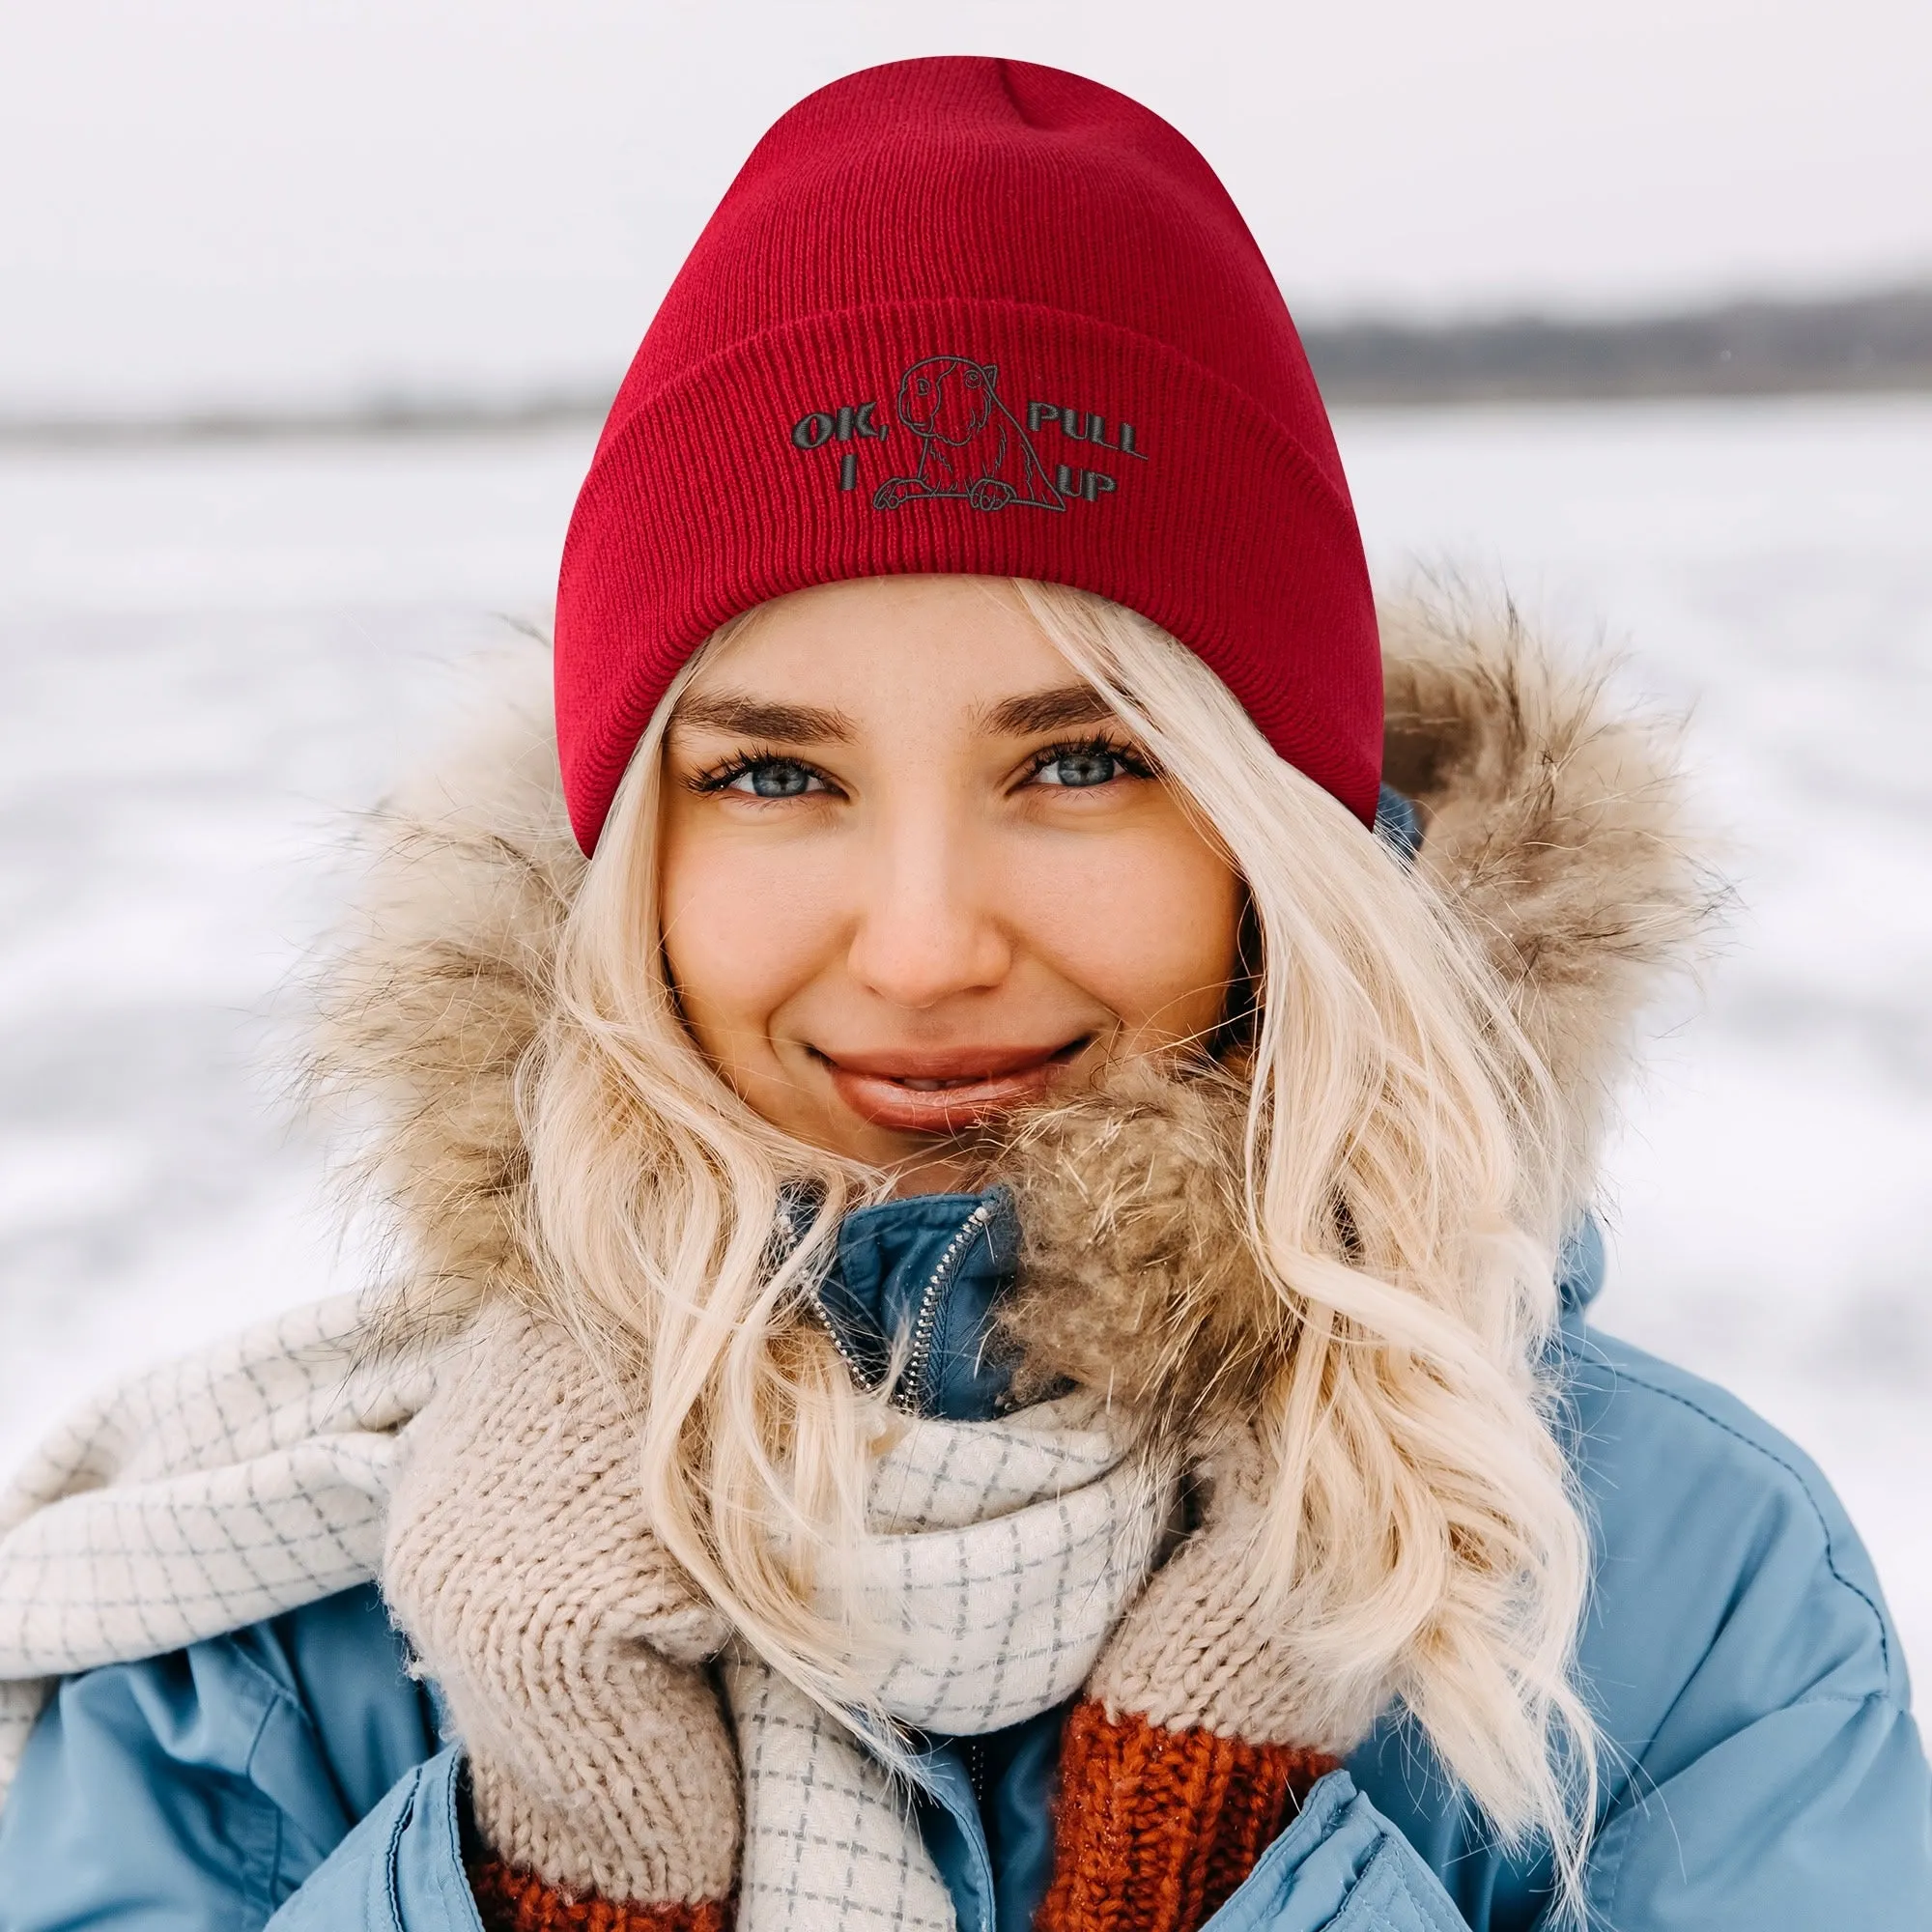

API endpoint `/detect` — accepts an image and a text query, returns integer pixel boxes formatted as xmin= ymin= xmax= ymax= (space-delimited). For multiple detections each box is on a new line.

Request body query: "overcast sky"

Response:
xmin=5 ymin=0 xmax=1930 ymax=414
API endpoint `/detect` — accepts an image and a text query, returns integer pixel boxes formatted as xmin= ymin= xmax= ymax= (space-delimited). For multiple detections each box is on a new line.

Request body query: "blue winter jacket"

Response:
xmin=2 ymin=1199 xmax=1927 ymax=1928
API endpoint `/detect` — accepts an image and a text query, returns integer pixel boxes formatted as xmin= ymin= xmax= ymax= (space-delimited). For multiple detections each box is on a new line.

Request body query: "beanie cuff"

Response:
xmin=555 ymin=298 xmax=1379 ymax=850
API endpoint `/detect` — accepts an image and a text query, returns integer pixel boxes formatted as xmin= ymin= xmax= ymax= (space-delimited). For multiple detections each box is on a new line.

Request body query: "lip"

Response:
xmin=816 ymin=1039 xmax=1088 ymax=1134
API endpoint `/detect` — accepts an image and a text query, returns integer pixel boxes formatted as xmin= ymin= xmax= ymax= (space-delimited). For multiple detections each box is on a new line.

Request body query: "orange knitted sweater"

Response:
xmin=469 ymin=1699 xmax=1337 ymax=1932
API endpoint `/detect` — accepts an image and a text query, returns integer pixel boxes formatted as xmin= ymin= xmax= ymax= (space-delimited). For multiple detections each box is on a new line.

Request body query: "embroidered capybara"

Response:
xmin=872 ymin=355 xmax=1065 ymax=512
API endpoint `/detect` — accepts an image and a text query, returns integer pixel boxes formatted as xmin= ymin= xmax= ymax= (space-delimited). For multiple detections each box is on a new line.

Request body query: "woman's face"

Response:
xmin=659 ymin=576 xmax=1243 ymax=1190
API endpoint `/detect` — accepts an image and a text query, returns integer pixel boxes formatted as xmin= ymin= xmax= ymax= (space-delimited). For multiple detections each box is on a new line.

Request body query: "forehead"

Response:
xmin=682 ymin=576 xmax=1074 ymax=716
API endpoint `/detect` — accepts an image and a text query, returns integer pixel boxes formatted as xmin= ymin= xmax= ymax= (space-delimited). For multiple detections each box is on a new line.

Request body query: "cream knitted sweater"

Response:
xmin=384 ymin=1309 xmax=742 ymax=1905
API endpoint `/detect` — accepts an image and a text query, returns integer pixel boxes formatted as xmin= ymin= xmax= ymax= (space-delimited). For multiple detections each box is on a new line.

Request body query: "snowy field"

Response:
xmin=2 ymin=397 xmax=1927 ymax=1680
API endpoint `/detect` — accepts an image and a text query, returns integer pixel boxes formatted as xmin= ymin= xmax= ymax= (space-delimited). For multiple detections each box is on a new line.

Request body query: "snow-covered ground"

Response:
xmin=2 ymin=398 xmax=1927 ymax=1678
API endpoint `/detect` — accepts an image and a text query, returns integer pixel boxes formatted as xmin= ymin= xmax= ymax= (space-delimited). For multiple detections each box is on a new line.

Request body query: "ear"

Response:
xmin=981 ymin=362 xmax=999 ymax=384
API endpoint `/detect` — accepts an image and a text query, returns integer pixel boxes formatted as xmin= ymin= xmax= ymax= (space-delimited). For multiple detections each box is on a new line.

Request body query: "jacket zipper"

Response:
xmin=810 ymin=1291 xmax=886 ymax=1395
xmin=895 ymin=1197 xmax=998 ymax=1416
xmin=791 ymin=1207 xmax=888 ymax=1397
xmin=804 ymin=1196 xmax=999 ymax=1413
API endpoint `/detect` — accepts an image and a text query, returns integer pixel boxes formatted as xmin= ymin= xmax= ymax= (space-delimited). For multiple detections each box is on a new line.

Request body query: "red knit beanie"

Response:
xmin=554 ymin=56 xmax=1380 ymax=852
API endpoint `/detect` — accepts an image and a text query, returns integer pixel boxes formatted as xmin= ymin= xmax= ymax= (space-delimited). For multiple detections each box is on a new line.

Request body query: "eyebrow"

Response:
xmin=669 ymin=681 xmax=1121 ymax=745
xmin=669 ymin=691 xmax=857 ymax=743
xmin=978 ymin=684 xmax=1119 ymax=736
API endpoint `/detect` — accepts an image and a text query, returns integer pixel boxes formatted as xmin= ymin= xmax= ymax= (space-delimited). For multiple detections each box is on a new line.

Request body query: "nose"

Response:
xmin=843 ymin=808 xmax=1012 ymax=1010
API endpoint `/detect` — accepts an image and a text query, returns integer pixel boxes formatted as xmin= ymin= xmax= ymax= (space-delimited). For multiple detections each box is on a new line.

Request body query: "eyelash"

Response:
xmin=1021 ymin=735 xmax=1156 ymax=784
xmin=687 ymin=734 xmax=1156 ymax=797
xmin=687 ymin=746 xmax=822 ymax=795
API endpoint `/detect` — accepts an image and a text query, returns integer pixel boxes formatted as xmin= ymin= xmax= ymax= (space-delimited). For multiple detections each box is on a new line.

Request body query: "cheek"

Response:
xmin=658 ymin=819 xmax=841 ymax=1051
xmin=1015 ymin=827 xmax=1243 ymax=1033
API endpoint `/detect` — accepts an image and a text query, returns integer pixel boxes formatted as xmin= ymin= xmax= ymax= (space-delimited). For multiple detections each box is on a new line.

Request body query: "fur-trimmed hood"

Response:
xmin=310 ymin=588 xmax=1717 ymax=1333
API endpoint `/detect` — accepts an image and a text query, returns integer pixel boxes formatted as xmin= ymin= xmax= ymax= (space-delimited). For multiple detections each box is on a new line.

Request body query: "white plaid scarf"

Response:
xmin=0 ymin=1296 xmax=421 ymax=1801
xmin=727 ymin=1399 xmax=1167 ymax=1930
xmin=0 ymin=1302 xmax=1171 ymax=1930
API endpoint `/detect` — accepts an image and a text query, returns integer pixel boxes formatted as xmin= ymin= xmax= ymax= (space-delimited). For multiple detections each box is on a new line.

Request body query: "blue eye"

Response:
xmin=722 ymin=759 xmax=824 ymax=798
xmin=1034 ymin=747 xmax=1135 ymax=788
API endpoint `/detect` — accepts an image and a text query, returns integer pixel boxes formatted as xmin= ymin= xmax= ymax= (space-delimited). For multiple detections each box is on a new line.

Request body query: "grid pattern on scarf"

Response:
xmin=726 ymin=1661 xmax=959 ymax=1931
xmin=859 ymin=1406 xmax=1160 ymax=1733
xmin=726 ymin=1404 xmax=1170 ymax=1931
xmin=0 ymin=1296 xmax=428 ymax=1800
xmin=0 ymin=1307 xmax=1178 ymax=1932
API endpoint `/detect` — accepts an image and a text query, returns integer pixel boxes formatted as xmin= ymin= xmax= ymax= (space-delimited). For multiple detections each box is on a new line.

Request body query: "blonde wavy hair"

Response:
xmin=519 ymin=581 xmax=1599 ymax=1910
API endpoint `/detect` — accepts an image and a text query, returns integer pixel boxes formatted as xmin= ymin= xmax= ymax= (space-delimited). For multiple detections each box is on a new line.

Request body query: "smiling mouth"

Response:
xmin=814 ymin=1038 xmax=1090 ymax=1134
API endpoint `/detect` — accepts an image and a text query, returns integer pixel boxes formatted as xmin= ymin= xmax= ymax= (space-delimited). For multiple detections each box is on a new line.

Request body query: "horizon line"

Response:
xmin=5 ymin=282 xmax=1929 ymax=445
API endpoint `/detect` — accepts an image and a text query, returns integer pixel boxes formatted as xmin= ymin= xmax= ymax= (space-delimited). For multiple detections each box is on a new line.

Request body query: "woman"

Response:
xmin=0 ymin=56 xmax=1924 ymax=1932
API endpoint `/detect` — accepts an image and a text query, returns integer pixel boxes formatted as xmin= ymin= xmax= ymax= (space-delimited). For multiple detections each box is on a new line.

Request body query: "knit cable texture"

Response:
xmin=384 ymin=1304 xmax=742 ymax=1908
xmin=385 ymin=1301 xmax=1174 ymax=1928
xmin=469 ymin=1856 xmax=732 ymax=1932
xmin=0 ymin=1290 xmax=1362 ymax=1926
xmin=1037 ymin=1701 xmax=1337 ymax=1932
xmin=1086 ymin=1419 xmax=1383 ymax=1752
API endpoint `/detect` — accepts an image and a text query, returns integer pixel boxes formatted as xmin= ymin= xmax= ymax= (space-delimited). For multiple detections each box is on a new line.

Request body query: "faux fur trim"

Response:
xmin=1380 ymin=586 xmax=1720 ymax=1191
xmin=308 ymin=592 xmax=1718 ymax=1335
xmin=309 ymin=652 xmax=582 ymax=1329
xmin=988 ymin=1061 xmax=1269 ymax=1422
